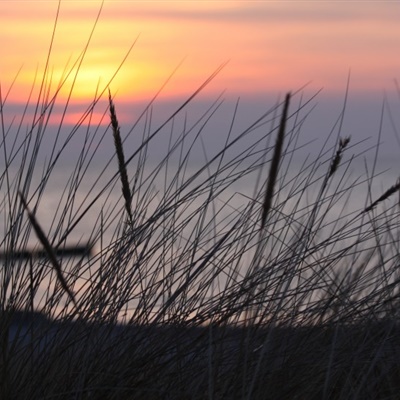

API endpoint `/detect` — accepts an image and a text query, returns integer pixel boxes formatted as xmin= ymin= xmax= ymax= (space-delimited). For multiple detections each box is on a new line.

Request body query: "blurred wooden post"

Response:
xmin=0 ymin=243 xmax=93 ymax=262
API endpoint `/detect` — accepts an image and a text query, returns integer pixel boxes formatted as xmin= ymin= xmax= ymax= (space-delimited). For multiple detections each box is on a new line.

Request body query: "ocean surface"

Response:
xmin=5 ymin=156 xmax=397 ymax=242
xmin=1 ymin=153 xmax=399 ymax=318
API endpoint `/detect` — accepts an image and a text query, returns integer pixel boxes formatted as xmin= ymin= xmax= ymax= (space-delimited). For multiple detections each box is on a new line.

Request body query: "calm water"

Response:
xmin=1 ymin=154 xmax=399 ymax=318
xmin=2 ymin=154 xmax=399 ymax=252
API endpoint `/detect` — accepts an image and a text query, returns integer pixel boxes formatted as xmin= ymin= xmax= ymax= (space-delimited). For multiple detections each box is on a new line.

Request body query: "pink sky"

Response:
xmin=1 ymin=1 xmax=399 ymax=107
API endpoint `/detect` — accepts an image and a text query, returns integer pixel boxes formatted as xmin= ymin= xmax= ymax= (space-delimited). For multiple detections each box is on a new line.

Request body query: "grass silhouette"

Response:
xmin=2 ymin=7 xmax=400 ymax=400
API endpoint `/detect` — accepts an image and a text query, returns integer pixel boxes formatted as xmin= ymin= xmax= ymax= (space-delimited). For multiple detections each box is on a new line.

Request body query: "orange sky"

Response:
xmin=1 ymin=1 xmax=399 ymax=111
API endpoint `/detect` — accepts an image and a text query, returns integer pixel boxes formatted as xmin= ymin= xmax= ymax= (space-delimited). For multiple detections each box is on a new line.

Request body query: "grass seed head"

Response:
xmin=108 ymin=89 xmax=133 ymax=223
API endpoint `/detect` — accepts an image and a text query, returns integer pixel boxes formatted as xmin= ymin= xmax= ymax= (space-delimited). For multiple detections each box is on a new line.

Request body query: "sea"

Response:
xmin=1 ymin=144 xmax=399 ymax=320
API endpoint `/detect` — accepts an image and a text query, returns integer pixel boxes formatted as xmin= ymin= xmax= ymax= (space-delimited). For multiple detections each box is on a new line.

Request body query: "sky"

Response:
xmin=1 ymin=0 xmax=400 ymax=158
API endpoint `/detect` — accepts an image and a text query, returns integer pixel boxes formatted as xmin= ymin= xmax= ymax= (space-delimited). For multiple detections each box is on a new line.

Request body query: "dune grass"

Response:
xmin=2 ymin=13 xmax=400 ymax=400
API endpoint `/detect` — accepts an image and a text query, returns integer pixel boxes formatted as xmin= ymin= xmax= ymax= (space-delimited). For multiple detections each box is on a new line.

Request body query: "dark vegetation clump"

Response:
xmin=2 ymin=10 xmax=400 ymax=400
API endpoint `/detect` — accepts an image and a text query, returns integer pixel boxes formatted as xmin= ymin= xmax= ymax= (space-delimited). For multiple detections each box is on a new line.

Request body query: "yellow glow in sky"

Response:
xmin=1 ymin=1 xmax=399 ymax=108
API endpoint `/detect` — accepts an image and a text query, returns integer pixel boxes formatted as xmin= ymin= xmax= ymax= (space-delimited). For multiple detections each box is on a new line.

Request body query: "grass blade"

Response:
xmin=18 ymin=191 xmax=78 ymax=309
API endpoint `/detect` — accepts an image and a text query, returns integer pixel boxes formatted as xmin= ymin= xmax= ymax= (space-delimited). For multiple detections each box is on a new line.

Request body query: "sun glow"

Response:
xmin=1 ymin=1 xmax=399 ymax=125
